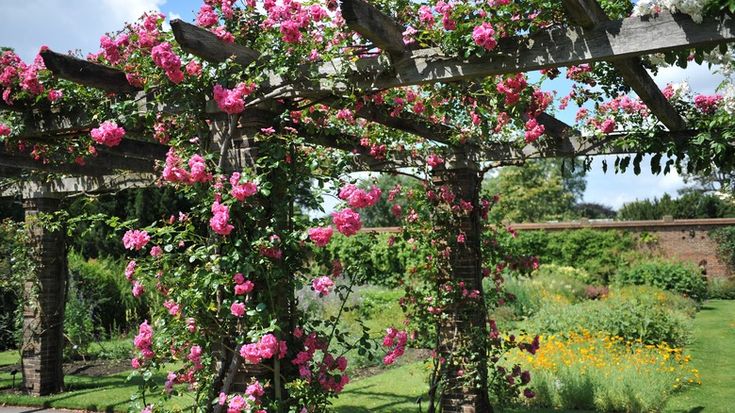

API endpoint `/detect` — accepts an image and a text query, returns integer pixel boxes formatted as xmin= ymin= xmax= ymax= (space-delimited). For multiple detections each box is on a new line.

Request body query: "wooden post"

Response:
xmin=20 ymin=192 xmax=66 ymax=396
xmin=432 ymin=150 xmax=491 ymax=413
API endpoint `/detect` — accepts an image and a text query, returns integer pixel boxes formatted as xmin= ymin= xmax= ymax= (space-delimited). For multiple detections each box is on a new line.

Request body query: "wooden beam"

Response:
xmin=340 ymin=0 xmax=409 ymax=60
xmin=170 ymin=19 xmax=260 ymax=67
xmin=262 ymin=12 xmax=735 ymax=95
xmin=40 ymin=50 xmax=141 ymax=94
xmin=2 ymin=173 xmax=157 ymax=197
xmin=561 ymin=0 xmax=687 ymax=131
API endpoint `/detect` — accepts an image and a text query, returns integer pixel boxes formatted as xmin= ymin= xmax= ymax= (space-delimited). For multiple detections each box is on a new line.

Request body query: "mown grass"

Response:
xmin=0 ymin=300 xmax=732 ymax=412
xmin=663 ymin=299 xmax=735 ymax=413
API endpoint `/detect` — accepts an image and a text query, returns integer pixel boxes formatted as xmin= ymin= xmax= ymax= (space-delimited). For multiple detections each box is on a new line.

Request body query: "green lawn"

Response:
xmin=0 ymin=300 xmax=732 ymax=412
xmin=663 ymin=300 xmax=735 ymax=413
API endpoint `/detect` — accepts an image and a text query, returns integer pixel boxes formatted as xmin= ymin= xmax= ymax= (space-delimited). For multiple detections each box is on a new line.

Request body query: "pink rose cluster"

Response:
xmin=382 ymin=328 xmax=408 ymax=365
xmin=496 ymin=73 xmax=528 ymax=106
xmin=239 ymin=333 xmax=288 ymax=364
xmin=312 ymin=275 xmax=335 ymax=297
xmin=338 ymin=184 xmax=382 ymax=209
xmin=308 ymin=226 xmax=333 ymax=247
xmin=233 ymin=273 xmax=255 ymax=295
xmin=162 ymin=149 xmax=212 ymax=185
xmin=524 ymin=118 xmax=545 ymax=143
xmin=1 ymin=49 xmax=49 ymax=106
xmin=131 ymin=320 xmax=154 ymax=368
xmin=122 ymin=229 xmax=150 ymax=251
xmin=472 ymin=22 xmax=497 ymax=51
xmin=229 ymin=172 xmax=258 ymax=201
xmin=291 ymin=329 xmax=350 ymax=394
xmin=331 ymin=208 xmax=362 ymax=236
xmin=210 ymin=200 xmax=234 ymax=236
xmin=99 ymin=34 xmax=129 ymax=65
xmin=427 ymin=154 xmax=445 ymax=169
xmin=91 ymin=121 xmax=126 ymax=147
xmin=188 ymin=345 xmax=204 ymax=370
xmin=213 ymin=83 xmax=256 ymax=114
xmin=599 ymin=95 xmax=649 ymax=116
xmin=0 ymin=123 xmax=10 ymax=136
xmin=151 ymin=42 xmax=184 ymax=84
xmin=163 ymin=299 xmax=181 ymax=317
xmin=694 ymin=94 xmax=722 ymax=114
xmin=261 ymin=0 xmax=331 ymax=44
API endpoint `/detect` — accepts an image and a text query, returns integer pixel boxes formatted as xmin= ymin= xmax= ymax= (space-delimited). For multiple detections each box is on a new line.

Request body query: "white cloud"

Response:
xmin=648 ymin=63 xmax=726 ymax=95
xmin=0 ymin=0 xmax=166 ymax=62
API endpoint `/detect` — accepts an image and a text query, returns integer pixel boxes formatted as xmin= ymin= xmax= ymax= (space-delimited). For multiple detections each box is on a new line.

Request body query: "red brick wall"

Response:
xmin=364 ymin=218 xmax=735 ymax=278
xmin=511 ymin=218 xmax=735 ymax=278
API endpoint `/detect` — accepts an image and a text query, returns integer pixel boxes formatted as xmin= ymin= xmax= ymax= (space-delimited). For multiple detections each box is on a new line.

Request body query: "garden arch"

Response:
xmin=2 ymin=1 xmax=735 ymax=412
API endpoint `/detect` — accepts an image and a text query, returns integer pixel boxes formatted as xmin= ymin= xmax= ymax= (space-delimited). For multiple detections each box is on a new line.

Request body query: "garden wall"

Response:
xmin=366 ymin=218 xmax=735 ymax=278
xmin=510 ymin=218 xmax=735 ymax=278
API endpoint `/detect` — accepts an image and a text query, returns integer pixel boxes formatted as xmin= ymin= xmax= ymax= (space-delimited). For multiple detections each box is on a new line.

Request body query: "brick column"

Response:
xmin=21 ymin=194 xmax=66 ymax=395
xmin=433 ymin=152 xmax=492 ymax=413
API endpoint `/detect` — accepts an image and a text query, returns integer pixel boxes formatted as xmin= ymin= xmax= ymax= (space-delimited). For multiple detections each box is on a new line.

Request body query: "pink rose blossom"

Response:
xmin=150 ymin=245 xmax=163 ymax=257
xmin=151 ymin=42 xmax=184 ymax=84
xmin=472 ymin=23 xmax=497 ymax=51
xmin=0 ymin=123 xmax=9 ymax=136
xmin=122 ymin=230 xmax=150 ymax=250
xmin=210 ymin=200 xmax=234 ymax=236
xmin=312 ymin=276 xmax=335 ymax=297
xmin=332 ymin=208 xmax=362 ymax=236
xmin=213 ymin=83 xmax=256 ymax=114
xmin=91 ymin=121 xmax=126 ymax=147
xmin=230 ymin=301 xmax=246 ymax=317
xmin=308 ymin=226 xmax=333 ymax=247
xmin=230 ymin=172 xmax=258 ymax=201
xmin=132 ymin=281 xmax=145 ymax=297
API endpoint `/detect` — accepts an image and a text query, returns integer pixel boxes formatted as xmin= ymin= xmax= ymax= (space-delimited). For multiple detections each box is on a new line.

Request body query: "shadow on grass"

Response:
xmin=333 ymin=382 xmax=427 ymax=413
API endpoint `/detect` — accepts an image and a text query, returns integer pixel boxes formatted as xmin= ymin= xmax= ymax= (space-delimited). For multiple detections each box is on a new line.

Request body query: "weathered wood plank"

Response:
xmin=263 ymin=12 xmax=735 ymax=95
xmin=3 ymin=173 xmax=157 ymax=197
xmin=561 ymin=0 xmax=687 ymax=131
xmin=170 ymin=19 xmax=260 ymax=67
xmin=341 ymin=0 xmax=409 ymax=60
xmin=40 ymin=50 xmax=141 ymax=94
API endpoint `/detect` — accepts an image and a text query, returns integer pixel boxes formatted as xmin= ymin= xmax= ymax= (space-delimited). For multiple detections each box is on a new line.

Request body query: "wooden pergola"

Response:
xmin=2 ymin=1 xmax=734 ymax=411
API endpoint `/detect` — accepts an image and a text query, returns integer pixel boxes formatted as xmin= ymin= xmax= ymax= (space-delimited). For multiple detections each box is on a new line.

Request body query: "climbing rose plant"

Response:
xmin=1 ymin=0 xmax=735 ymax=412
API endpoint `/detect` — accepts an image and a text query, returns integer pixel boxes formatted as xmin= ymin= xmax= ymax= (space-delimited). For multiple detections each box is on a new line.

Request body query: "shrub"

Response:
xmin=0 ymin=220 xmax=31 ymax=351
xmin=532 ymin=264 xmax=592 ymax=284
xmin=505 ymin=332 xmax=700 ymax=412
xmin=507 ymin=229 xmax=635 ymax=283
xmin=67 ymin=251 xmax=149 ymax=338
xmin=520 ymin=286 xmax=695 ymax=347
xmin=495 ymin=270 xmax=588 ymax=319
xmin=711 ymin=226 xmax=735 ymax=273
xmin=613 ymin=260 xmax=707 ymax=301
xmin=317 ymin=232 xmax=432 ymax=287
xmin=707 ymin=277 xmax=735 ymax=299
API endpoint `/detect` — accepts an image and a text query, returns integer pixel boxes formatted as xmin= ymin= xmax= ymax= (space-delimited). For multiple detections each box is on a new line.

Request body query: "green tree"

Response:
xmin=358 ymin=173 xmax=424 ymax=227
xmin=483 ymin=159 xmax=587 ymax=223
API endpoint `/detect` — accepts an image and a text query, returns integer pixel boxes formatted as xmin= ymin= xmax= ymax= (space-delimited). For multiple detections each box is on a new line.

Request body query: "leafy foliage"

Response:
xmin=618 ymin=190 xmax=735 ymax=221
xmin=613 ymin=260 xmax=708 ymax=301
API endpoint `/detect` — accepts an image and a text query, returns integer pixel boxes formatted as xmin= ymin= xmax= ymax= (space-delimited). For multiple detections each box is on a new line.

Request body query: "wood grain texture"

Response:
xmin=40 ymin=50 xmax=141 ymax=94
xmin=341 ymin=0 xmax=409 ymax=60
xmin=171 ymin=19 xmax=260 ymax=67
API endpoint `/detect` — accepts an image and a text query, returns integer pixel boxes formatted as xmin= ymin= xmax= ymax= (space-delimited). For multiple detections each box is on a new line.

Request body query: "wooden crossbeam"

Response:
xmin=1 ymin=173 xmax=157 ymax=197
xmin=341 ymin=0 xmax=410 ymax=61
xmin=561 ymin=0 xmax=687 ymax=131
xmin=170 ymin=19 xmax=260 ymax=67
xmin=40 ymin=50 xmax=141 ymax=94
xmin=262 ymin=12 xmax=735 ymax=95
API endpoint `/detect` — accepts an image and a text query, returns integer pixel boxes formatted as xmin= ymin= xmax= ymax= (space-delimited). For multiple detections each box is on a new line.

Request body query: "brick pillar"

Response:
xmin=21 ymin=194 xmax=66 ymax=395
xmin=433 ymin=152 xmax=492 ymax=413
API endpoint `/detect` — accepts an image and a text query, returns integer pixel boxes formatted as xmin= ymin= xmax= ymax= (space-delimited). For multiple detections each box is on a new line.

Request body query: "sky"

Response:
xmin=0 ymin=0 xmax=725 ymax=210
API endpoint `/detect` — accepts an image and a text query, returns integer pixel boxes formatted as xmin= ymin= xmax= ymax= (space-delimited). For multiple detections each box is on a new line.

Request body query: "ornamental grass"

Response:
xmin=506 ymin=331 xmax=700 ymax=412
